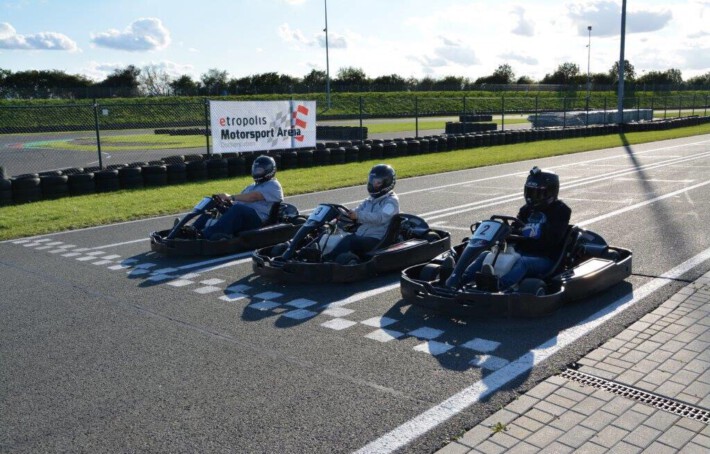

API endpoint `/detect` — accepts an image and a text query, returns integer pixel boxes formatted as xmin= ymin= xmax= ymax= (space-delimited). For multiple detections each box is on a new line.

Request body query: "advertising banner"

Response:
xmin=210 ymin=100 xmax=316 ymax=154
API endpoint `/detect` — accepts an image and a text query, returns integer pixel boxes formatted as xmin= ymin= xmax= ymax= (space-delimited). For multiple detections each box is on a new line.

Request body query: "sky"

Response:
xmin=1 ymin=0 xmax=709 ymax=83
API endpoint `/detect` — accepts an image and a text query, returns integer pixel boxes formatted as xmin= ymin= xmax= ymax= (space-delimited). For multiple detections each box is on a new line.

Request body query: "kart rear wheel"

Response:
xmin=518 ymin=278 xmax=546 ymax=296
xmin=335 ymin=252 xmax=359 ymax=265
xmin=270 ymin=242 xmax=289 ymax=257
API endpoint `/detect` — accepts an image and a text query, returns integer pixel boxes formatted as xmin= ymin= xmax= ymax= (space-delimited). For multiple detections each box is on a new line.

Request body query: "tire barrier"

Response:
xmin=316 ymin=125 xmax=368 ymax=141
xmin=94 ymin=170 xmax=120 ymax=193
xmin=185 ymin=160 xmax=207 ymax=181
xmin=2 ymin=115 xmax=708 ymax=205
xmin=68 ymin=173 xmax=95 ymax=195
xmin=118 ymin=167 xmax=144 ymax=190
xmin=1 ymin=178 xmax=13 ymax=206
xmin=459 ymin=114 xmax=493 ymax=122
xmin=205 ymin=158 xmax=229 ymax=180
xmin=0 ymin=166 xmax=5 ymax=180
xmin=40 ymin=174 xmax=69 ymax=199
xmin=141 ymin=165 xmax=168 ymax=187
xmin=445 ymin=122 xmax=497 ymax=134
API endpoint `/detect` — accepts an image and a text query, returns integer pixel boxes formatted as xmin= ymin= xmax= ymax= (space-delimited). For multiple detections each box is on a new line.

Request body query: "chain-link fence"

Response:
xmin=1 ymin=95 xmax=709 ymax=178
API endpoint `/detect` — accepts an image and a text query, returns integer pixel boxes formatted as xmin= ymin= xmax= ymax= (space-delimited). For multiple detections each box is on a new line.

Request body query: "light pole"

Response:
xmin=324 ymin=0 xmax=331 ymax=110
xmin=617 ymin=0 xmax=627 ymax=125
xmin=586 ymin=25 xmax=592 ymax=100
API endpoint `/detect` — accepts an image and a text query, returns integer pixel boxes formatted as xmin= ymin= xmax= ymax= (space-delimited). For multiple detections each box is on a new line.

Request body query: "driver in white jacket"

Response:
xmin=325 ymin=164 xmax=399 ymax=262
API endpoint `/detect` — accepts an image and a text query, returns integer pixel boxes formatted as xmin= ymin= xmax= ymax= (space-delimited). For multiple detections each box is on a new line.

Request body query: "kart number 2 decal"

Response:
xmin=471 ymin=220 xmax=501 ymax=241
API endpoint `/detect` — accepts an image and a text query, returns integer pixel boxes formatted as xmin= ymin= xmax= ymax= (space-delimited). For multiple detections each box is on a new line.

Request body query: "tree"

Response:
xmin=169 ymin=75 xmax=199 ymax=96
xmin=200 ymin=68 xmax=229 ymax=95
xmin=685 ymin=72 xmax=710 ymax=87
xmin=96 ymin=65 xmax=141 ymax=97
xmin=636 ymin=68 xmax=683 ymax=90
xmin=433 ymin=76 xmax=466 ymax=91
xmin=371 ymin=74 xmax=407 ymax=91
xmin=302 ymin=69 xmax=326 ymax=91
xmin=609 ymin=60 xmax=636 ymax=82
xmin=541 ymin=62 xmax=582 ymax=84
xmin=334 ymin=66 xmax=369 ymax=91
xmin=516 ymin=75 xmax=534 ymax=84
xmin=139 ymin=65 xmax=173 ymax=96
xmin=475 ymin=64 xmax=516 ymax=85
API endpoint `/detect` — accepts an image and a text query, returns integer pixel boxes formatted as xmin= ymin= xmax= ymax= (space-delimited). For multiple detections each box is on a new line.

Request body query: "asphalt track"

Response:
xmin=2 ymin=134 xmax=710 ymax=453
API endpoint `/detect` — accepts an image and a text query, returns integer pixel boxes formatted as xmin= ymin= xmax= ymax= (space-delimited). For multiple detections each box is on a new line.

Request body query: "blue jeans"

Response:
xmin=193 ymin=203 xmax=262 ymax=239
xmin=324 ymin=234 xmax=379 ymax=260
xmin=462 ymin=251 xmax=554 ymax=289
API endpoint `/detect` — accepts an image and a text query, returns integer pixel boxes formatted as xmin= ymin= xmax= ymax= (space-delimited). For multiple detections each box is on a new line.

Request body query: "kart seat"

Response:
xmin=541 ymin=225 xmax=579 ymax=279
xmin=266 ymin=202 xmax=283 ymax=225
xmin=369 ymin=215 xmax=402 ymax=252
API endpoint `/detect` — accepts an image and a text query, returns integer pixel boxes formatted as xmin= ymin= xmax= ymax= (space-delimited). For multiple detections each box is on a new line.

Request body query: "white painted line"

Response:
xmin=167 ymin=279 xmax=193 ymax=287
xmin=282 ymin=309 xmax=318 ymax=320
xmin=253 ymin=291 xmax=283 ymax=300
xmin=321 ymin=318 xmax=358 ymax=330
xmin=200 ymin=278 xmax=225 ymax=286
xmin=413 ymin=341 xmax=454 ymax=356
xmin=470 ymin=355 xmax=509 ymax=371
xmin=92 ymin=260 xmax=114 ymax=266
xmin=460 ymin=338 xmax=501 ymax=353
xmin=285 ymin=298 xmax=317 ymax=309
xmin=321 ymin=307 xmax=355 ymax=318
xmin=220 ymin=293 xmax=247 ymax=302
xmin=89 ymin=238 xmax=148 ymax=249
xmin=85 ymin=251 xmax=106 ymax=256
xmin=361 ymin=316 xmax=398 ymax=328
xmin=325 ymin=281 xmax=399 ymax=309
xmin=108 ymin=264 xmax=131 ymax=271
xmin=365 ymin=329 xmax=406 ymax=342
xmin=225 ymin=284 xmax=252 ymax=293
xmin=249 ymin=301 xmax=281 ymax=311
xmin=577 ymin=179 xmax=710 ymax=227
xmin=61 ymin=252 xmax=81 ymax=257
xmin=354 ymin=246 xmax=710 ymax=454
xmin=408 ymin=327 xmax=444 ymax=340
xmin=76 ymin=256 xmax=98 ymax=262
xmin=193 ymin=286 xmax=221 ymax=294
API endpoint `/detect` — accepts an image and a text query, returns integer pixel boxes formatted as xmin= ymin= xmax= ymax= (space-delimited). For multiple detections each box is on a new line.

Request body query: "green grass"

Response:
xmin=2 ymin=123 xmax=709 ymax=241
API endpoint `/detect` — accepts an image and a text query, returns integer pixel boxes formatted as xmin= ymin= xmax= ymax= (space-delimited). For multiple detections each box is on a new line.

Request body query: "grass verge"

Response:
xmin=1 ymin=123 xmax=709 ymax=241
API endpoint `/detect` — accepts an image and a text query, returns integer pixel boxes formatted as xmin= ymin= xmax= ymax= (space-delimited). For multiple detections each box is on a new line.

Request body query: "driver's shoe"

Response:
xmin=476 ymin=264 xmax=501 ymax=292
xmin=180 ymin=225 xmax=202 ymax=239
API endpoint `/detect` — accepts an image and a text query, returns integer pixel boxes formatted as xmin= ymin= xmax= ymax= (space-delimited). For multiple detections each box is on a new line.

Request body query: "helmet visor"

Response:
xmin=525 ymin=185 xmax=548 ymax=206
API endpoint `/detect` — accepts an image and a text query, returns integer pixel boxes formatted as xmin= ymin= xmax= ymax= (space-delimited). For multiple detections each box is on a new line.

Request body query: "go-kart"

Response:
xmin=400 ymin=215 xmax=632 ymax=317
xmin=252 ymin=203 xmax=451 ymax=283
xmin=150 ymin=195 xmax=306 ymax=256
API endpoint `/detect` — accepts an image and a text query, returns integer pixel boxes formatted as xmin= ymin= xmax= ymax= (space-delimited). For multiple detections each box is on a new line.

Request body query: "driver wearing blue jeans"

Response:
xmin=193 ymin=155 xmax=283 ymax=240
xmin=461 ymin=166 xmax=571 ymax=291
xmin=325 ymin=164 xmax=399 ymax=260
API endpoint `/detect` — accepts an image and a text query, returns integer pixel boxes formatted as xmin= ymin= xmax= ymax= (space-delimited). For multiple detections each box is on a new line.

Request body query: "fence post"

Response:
xmin=359 ymin=96 xmax=364 ymax=143
xmin=585 ymin=95 xmax=590 ymax=127
xmin=563 ymin=97 xmax=567 ymax=128
xmin=415 ymin=96 xmax=419 ymax=138
xmin=692 ymin=94 xmax=696 ymax=116
xmin=705 ymin=94 xmax=708 ymax=116
xmin=664 ymin=96 xmax=668 ymax=119
xmin=650 ymin=97 xmax=654 ymax=119
xmin=463 ymin=95 xmax=467 ymax=115
xmin=501 ymin=95 xmax=505 ymax=131
xmin=534 ymin=96 xmax=538 ymax=128
xmin=93 ymin=100 xmax=103 ymax=169
xmin=637 ymin=97 xmax=640 ymax=121
xmin=603 ymin=97 xmax=607 ymax=125
xmin=678 ymin=95 xmax=682 ymax=118
xmin=204 ymin=99 xmax=211 ymax=155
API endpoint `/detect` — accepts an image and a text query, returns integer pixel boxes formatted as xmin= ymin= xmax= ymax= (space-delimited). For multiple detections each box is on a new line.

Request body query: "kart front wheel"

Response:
xmin=518 ymin=278 xmax=546 ymax=296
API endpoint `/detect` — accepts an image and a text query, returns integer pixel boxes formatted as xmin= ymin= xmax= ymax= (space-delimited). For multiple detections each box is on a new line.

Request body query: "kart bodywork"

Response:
xmin=400 ymin=215 xmax=632 ymax=318
xmin=150 ymin=196 xmax=305 ymax=256
xmin=252 ymin=203 xmax=451 ymax=283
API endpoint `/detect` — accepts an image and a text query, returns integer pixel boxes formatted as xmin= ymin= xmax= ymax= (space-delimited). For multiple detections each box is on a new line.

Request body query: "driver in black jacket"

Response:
xmin=460 ymin=166 xmax=571 ymax=291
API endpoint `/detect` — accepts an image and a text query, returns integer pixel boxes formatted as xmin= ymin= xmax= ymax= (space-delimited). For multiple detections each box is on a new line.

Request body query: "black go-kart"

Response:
xmin=150 ymin=195 xmax=306 ymax=256
xmin=252 ymin=203 xmax=451 ymax=283
xmin=400 ymin=214 xmax=632 ymax=318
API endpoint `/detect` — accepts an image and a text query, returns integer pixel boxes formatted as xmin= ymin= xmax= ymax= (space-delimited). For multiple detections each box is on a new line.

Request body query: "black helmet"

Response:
xmin=367 ymin=164 xmax=396 ymax=198
xmin=524 ymin=166 xmax=559 ymax=208
xmin=251 ymin=155 xmax=276 ymax=183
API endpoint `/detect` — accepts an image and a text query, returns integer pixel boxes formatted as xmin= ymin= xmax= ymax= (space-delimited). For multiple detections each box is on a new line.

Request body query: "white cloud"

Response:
xmin=278 ymin=23 xmax=311 ymax=44
xmin=499 ymin=51 xmax=538 ymax=65
xmin=0 ymin=22 xmax=78 ymax=51
xmin=511 ymin=6 xmax=534 ymax=36
xmin=91 ymin=18 xmax=171 ymax=51
xmin=316 ymin=32 xmax=347 ymax=49
xmin=567 ymin=0 xmax=672 ymax=37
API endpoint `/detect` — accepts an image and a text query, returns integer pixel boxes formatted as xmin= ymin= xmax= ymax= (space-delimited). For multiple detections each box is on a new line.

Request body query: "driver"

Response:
xmin=192 ymin=155 xmax=284 ymax=239
xmin=460 ymin=166 xmax=571 ymax=291
xmin=325 ymin=164 xmax=399 ymax=262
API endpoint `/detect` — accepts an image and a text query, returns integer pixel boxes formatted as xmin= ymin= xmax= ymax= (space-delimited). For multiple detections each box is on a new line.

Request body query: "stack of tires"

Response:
xmin=1 ymin=166 xmax=12 ymax=206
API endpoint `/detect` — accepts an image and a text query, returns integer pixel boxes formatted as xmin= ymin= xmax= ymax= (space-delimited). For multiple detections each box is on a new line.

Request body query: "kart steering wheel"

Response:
xmin=490 ymin=215 xmax=525 ymax=231
xmin=211 ymin=194 xmax=233 ymax=212
xmin=328 ymin=203 xmax=357 ymax=225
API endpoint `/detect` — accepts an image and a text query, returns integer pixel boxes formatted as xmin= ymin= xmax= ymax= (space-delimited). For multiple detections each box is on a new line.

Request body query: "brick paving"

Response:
xmin=437 ymin=270 xmax=710 ymax=454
